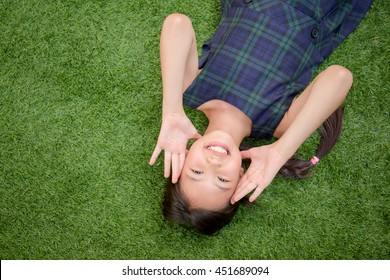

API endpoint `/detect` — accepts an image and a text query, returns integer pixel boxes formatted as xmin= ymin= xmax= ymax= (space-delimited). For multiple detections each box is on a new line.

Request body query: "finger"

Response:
xmin=231 ymin=186 xmax=252 ymax=204
xmin=164 ymin=152 xmax=172 ymax=178
xmin=231 ymin=182 xmax=257 ymax=204
xmin=149 ymin=145 xmax=162 ymax=165
xmin=236 ymin=173 xmax=250 ymax=191
xmin=249 ymin=185 xmax=264 ymax=202
xmin=171 ymin=153 xmax=179 ymax=183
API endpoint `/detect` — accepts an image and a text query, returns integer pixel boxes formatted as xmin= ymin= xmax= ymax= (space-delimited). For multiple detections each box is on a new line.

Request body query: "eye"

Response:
xmin=191 ymin=169 xmax=203 ymax=175
xmin=218 ymin=177 xmax=230 ymax=183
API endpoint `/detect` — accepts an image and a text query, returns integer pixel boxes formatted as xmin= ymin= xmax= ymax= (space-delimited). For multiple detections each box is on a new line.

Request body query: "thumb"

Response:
xmin=192 ymin=131 xmax=202 ymax=140
xmin=240 ymin=149 xmax=252 ymax=159
xmin=149 ymin=145 xmax=162 ymax=166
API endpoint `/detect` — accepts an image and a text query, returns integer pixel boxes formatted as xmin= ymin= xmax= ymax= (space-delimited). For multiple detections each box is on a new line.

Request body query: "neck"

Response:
xmin=198 ymin=100 xmax=252 ymax=146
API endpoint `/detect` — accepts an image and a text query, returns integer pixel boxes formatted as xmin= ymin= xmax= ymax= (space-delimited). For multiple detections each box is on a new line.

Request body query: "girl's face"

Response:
xmin=179 ymin=130 xmax=243 ymax=210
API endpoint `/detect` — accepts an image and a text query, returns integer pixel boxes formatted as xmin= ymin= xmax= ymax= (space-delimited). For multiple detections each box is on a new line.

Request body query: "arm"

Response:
xmin=231 ymin=65 xmax=353 ymax=203
xmin=149 ymin=14 xmax=201 ymax=183
xmin=159 ymin=14 xmax=199 ymax=115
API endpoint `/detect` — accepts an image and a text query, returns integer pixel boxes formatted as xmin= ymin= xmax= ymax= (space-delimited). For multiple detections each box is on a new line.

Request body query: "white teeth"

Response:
xmin=207 ymin=145 xmax=228 ymax=154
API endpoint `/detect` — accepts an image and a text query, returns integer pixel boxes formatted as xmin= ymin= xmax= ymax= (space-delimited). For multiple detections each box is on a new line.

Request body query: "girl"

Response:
xmin=149 ymin=0 xmax=373 ymax=235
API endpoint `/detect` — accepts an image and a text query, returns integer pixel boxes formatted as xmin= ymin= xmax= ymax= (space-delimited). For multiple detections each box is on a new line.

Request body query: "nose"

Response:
xmin=207 ymin=156 xmax=222 ymax=167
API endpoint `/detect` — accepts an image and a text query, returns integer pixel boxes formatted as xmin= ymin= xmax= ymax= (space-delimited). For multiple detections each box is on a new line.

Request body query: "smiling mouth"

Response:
xmin=206 ymin=143 xmax=230 ymax=155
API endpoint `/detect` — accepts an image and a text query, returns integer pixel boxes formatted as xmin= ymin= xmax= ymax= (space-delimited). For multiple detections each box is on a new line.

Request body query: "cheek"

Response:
xmin=229 ymin=155 xmax=243 ymax=173
xmin=185 ymin=144 xmax=202 ymax=165
xmin=224 ymin=165 xmax=242 ymax=186
xmin=228 ymin=162 xmax=243 ymax=184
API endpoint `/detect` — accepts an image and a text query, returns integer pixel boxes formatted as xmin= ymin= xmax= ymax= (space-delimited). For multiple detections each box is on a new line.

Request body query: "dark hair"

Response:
xmin=163 ymin=107 xmax=344 ymax=234
xmin=279 ymin=107 xmax=344 ymax=178
xmin=163 ymin=180 xmax=250 ymax=235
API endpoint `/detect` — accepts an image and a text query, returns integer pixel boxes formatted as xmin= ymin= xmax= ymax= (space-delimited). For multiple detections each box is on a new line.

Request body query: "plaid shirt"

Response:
xmin=183 ymin=0 xmax=373 ymax=139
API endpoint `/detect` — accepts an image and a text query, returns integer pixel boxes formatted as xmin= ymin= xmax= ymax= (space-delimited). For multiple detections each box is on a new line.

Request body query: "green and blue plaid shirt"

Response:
xmin=183 ymin=0 xmax=373 ymax=139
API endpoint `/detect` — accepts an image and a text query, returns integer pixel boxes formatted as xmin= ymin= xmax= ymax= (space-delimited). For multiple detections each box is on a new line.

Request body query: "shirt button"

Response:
xmin=244 ymin=0 xmax=253 ymax=3
xmin=311 ymin=26 xmax=319 ymax=38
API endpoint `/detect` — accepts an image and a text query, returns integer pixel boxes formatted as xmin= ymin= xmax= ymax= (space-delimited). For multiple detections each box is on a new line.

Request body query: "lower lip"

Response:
xmin=205 ymin=142 xmax=230 ymax=154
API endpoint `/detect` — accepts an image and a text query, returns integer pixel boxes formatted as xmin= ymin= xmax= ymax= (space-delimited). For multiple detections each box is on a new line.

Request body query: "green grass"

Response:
xmin=0 ymin=0 xmax=388 ymax=260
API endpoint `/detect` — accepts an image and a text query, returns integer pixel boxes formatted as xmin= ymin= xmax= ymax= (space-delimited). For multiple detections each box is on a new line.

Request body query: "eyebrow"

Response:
xmin=186 ymin=173 xmax=231 ymax=192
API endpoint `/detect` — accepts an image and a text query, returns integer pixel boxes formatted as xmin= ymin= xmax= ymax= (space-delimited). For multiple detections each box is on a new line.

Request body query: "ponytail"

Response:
xmin=278 ymin=107 xmax=344 ymax=178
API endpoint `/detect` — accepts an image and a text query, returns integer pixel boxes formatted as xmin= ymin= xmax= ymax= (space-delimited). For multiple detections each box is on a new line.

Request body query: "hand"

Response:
xmin=149 ymin=112 xmax=201 ymax=183
xmin=231 ymin=144 xmax=287 ymax=204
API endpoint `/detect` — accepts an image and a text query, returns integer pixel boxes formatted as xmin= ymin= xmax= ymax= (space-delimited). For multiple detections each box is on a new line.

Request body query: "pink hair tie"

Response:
xmin=310 ymin=156 xmax=320 ymax=165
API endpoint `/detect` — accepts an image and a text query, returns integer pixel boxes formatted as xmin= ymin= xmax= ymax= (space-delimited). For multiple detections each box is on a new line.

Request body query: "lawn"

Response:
xmin=0 ymin=0 xmax=388 ymax=259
